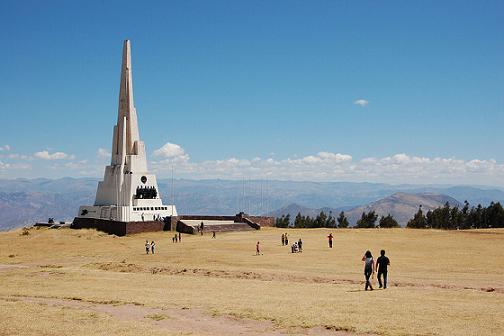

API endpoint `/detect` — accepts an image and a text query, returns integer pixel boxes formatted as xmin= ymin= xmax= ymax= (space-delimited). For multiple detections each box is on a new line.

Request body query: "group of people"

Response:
xmin=135 ymin=186 xmax=158 ymax=199
xmin=361 ymin=249 xmax=390 ymax=290
xmin=172 ymin=232 xmax=182 ymax=243
xmin=281 ymin=233 xmax=303 ymax=253
xmin=281 ymin=233 xmax=289 ymax=246
xmin=291 ymin=239 xmax=303 ymax=253
xmin=140 ymin=213 xmax=163 ymax=222
xmin=144 ymin=240 xmax=156 ymax=254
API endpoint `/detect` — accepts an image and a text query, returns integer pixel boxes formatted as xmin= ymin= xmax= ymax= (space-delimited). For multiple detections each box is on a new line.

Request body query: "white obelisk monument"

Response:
xmin=76 ymin=40 xmax=177 ymax=224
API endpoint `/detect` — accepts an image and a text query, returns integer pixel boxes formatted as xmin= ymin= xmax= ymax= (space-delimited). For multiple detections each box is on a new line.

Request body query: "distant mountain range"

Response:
xmin=267 ymin=192 xmax=461 ymax=226
xmin=0 ymin=178 xmax=503 ymax=230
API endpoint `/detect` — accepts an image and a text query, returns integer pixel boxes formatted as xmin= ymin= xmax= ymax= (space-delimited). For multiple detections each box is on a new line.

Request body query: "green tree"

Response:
xmin=355 ymin=211 xmax=378 ymax=228
xmin=294 ymin=212 xmax=305 ymax=228
xmin=326 ymin=211 xmax=337 ymax=228
xmin=337 ymin=211 xmax=349 ymax=228
xmin=315 ymin=211 xmax=327 ymax=228
xmin=275 ymin=214 xmax=290 ymax=228
xmin=460 ymin=200 xmax=471 ymax=229
xmin=379 ymin=214 xmax=400 ymax=228
xmin=305 ymin=215 xmax=315 ymax=228
xmin=407 ymin=206 xmax=427 ymax=229
xmin=486 ymin=202 xmax=504 ymax=228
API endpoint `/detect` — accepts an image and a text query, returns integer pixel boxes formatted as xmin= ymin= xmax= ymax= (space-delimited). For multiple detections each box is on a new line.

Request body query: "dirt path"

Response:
xmin=4 ymin=295 xmax=358 ymax=336
xmin=87 ymin=262 xmax=504 ymax=294
xmin=0 ymin=264 xmax=28 ymax=271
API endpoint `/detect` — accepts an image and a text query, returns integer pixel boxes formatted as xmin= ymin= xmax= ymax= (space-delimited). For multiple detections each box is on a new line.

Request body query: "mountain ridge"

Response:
xmin=266 ymin=192 xmax=462 ymax=226
xmin=0 ymin=178 xmax=503 ymax=230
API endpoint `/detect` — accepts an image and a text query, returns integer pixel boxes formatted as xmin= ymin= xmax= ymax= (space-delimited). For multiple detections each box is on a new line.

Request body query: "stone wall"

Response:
xmin=72 ymin=217 xmax=169 ymax=236
xmin=72 ymin=214 xmax=274 ymax=236
xmin=179 ymin=215 xmax=239 ymax=222
xmin=246 ymin=216 xmax=275 ymax=227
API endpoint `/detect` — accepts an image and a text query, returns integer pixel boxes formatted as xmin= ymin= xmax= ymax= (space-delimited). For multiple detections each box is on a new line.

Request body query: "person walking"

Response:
xmin=281 ymin=233 xmax=285 ymax=246
xmin=174 ymin=234 xmax=178 ymax=243
xmin=212 ymin=231 xmax=216 ymax=239
xmin=362 ymin=250 xmax=375 ymax=290
xmin=178 ymin=232 xmax=181 ymax=242
xmin=150 ymin=241 xmax=156 ymax=254
xmin=284 ymin=233 xmax=288 ymax=246
xmin=200 ymin=222 xmax=204 ymax=235
xmin=376 ymin=250 xmax=390 ymax=289
xmin=145 ymin=240 xmax=150 ymax=254
xmin=256 ymin=241 xmax=261 ymax=255
xmin=327 ymin=233 xmax=333 ymax=248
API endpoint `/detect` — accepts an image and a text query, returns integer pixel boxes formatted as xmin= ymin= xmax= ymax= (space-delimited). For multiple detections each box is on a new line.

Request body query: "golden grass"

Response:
xmin=0 ymin=226 xmax=503 ymax=335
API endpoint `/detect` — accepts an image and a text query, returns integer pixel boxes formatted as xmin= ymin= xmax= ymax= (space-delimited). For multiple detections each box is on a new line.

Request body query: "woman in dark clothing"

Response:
xmin=361 ymin=250 xmax=375 ymax=290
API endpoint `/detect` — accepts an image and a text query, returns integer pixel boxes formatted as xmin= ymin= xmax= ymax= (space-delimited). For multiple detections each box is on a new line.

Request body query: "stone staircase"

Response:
xmin=177 ymin=219 xmax=257 ymax=234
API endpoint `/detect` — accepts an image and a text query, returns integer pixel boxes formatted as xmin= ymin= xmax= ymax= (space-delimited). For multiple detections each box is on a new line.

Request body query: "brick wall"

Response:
xmin=125 ymin=221 xmax=165 ymax=235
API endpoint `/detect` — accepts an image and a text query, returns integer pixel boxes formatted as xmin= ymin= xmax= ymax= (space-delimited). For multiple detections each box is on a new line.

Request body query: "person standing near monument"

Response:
xmin=327 ymin=233 xmax=333 ymax=248
xmin=362 ymin=250 xmax=375 ymax=290
xmin=150 ymin=241 xmax=156 ymax=254
xmin=145 ymin=240 xmax=150 ymax=254
xmin=376 ymin=250 xmax=390 ymax=289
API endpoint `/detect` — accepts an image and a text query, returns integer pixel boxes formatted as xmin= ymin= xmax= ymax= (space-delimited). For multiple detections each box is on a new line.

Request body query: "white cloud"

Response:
xmin=64 ymin=160 xmax=88 ymax=169
xmin=0 ymin=161 xmax=31 ymax=171
xmin=149 ymin=149 xmax=504 ymax=186
xmin=318 ymin=152 xmax=352 ymax=162
xmin=0 ymin=145 xmax=11 ymax=151
xmin=153 ymin=143 xmax=189 ymax=162
xmin=34 ymin=150 xmax=74 ymax=160
xmin=354 ymin=99 xmax=369 ymax=107
xmin=7 ymin=153 xmax=31 ymax=160
xmin=97 ymin=148 xmax=111 ymax=159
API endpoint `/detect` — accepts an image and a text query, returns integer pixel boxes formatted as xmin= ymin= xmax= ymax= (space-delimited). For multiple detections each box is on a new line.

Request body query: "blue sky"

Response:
xmin=0 ymin=0 xmax=503 ymax=185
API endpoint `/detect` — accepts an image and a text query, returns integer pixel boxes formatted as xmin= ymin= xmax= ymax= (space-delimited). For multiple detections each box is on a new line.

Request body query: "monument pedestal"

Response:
xmin=72 ymin=217 xmax=172 ymax=236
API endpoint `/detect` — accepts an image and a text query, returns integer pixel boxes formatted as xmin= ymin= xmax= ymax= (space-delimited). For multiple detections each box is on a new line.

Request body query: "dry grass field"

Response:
xmin=0 ymin=226 xmax=503 ymax=336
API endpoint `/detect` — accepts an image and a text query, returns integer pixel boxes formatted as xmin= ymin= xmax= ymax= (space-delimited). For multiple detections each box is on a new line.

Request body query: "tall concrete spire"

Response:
xmin=112 ymin=40 xmax=141 ymax=165
xmin=76 ymin=39 xmax=177 ymax=224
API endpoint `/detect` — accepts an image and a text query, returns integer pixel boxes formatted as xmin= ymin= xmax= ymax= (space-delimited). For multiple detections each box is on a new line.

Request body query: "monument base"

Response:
xmin=72 ymin=217 xmax=170 ymax=236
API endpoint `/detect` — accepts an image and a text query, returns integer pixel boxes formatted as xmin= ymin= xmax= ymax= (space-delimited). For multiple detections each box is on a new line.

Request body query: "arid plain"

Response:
xmin=0 ymin=227 xmax=503 ymax=336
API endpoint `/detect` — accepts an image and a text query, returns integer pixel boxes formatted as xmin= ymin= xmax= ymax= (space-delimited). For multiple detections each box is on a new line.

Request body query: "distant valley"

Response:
xmin=0 ymin=178 xmax=503 ymax=230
